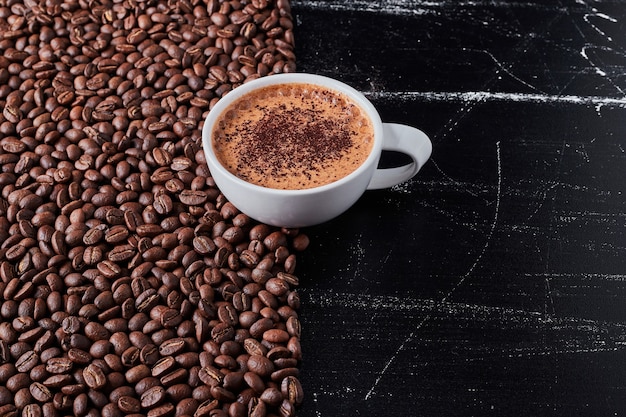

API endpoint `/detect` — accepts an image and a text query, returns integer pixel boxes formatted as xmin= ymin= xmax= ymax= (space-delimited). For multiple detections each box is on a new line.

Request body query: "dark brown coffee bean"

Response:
xmin=125 ymin=364 xmax=150 ymax=384
xmin=195 ymin=399 xmax=220 ymax=417
xmin=263 ymin=328 xmax=290 ymax=344
xmin=140 ymin=384 xmax=165 ymax=408
xmin=120 ymin=346 xmax=141 ymax=367
xmin=281 ymin=375 xmax=304 ymax=406
xmin=29 ymin=382 xmax=52 ymax=402
xmin=43 ymin=374 xmax=73 ymax=388
xmin=247 ymin=355 xmax=274 ymax=378
xmin=263 ymin=231 xmax=287 ymax=251
xmin=244 ymin=338 xmax=267 ymax=357
xmin=211 ymin=322 xmax=234 ymax=344
xmin=6 ymin=371 xmax=30 ymax=393
xmin=271 ymin=367 xmax=299 ymax=382
xmin=15 ymin=350 xmax=39 ymax=373
xmin=217 ymin=304 xmax=238 ymax=326
xmin=259 ymin=386 xmax=282 ymax=408
xmin=73 ymin=393 xmax=89 ymax=416
xmin=117 ymin=395 xmax=141 ymax=413
xmin=249 ymin=317 xmax=274 ymax=339
xmin=140 ymin=343 xmax=160 ymax=366
xmin=108 ymin=244 xmax=136 ymax=262
xmin=147 ymin=402 xmax=174 ymax=417
xmin=67 ymin=348 xmax=92 ymax=365
xmin=244 ymin=371 xmax=265 ymax=394
xmin=158 ymin=337 xmax=186 ymax=356
xmin=84 ymin=321 xmax=110 ymax=341
xmin=198 ymin=366 xmax=223 ymax=387
xmin=159 ymin=308 xmax=182 ymax=328
xmin=159 ymin=368 xmax=187 ymax=386
xmin=83 ymin=363 xmax=106 ymax=389
xmin=279 ymin=399 xmax=296 ymax=417
xmin=192 ymin=235 xmax=216 ymax=255
xmin=265 ymin=277 xmax=290 ymax=296
xmin=151 ymin=356 xmax=175 ymax=378
xmin=14 ymin=387 xmax=33 ymax=410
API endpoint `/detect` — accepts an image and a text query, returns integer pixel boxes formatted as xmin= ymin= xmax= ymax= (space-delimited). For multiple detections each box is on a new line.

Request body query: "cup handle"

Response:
xmin=366 ymin=123 xmax=432 ymax=190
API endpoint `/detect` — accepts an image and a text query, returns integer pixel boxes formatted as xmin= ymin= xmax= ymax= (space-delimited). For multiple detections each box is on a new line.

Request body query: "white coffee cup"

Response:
xmin=201 ymin=73 xmax=432 ymax=228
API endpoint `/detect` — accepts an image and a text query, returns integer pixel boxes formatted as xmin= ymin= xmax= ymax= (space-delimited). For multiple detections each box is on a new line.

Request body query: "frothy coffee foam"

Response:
xmin=212 ymin=83 xmax=374 ymax=190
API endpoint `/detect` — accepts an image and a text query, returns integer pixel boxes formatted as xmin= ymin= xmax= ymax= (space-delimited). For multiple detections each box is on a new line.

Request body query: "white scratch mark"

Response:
xmin=364 ymin=316 xmax=429 ymax=400
xmin=583 ymin=11 xmax=618 ymax=42
xmin=426 ymin=161 xmax=484 ymax=200
xmin=544 ymin=273 xmax=556 ymax=320
xmin=350 ymin=233 xmax=366 ymax=283
xmin=292 ymin=0 xmax=436 ymax=16
xmin=581 ymin=45 xmax=607 ymax=77
xmin=530 ymin=273 xmax=626 ymax=282
xmin=447 ymin=141 xmax=502 ymax=288
xmin=527 ymin=182 xmax=560 ymax=222
xmin=293 ymin=0 xmax=572 ymax=14
xmin=365 ymin=142 xmax=502 ymax=400
xmin=579 ymin=45 xmax=626 ymax=95
xmin=381 ymin=249 xmax=392 ymax=267
xmin=480 ymin=49 xmax=545 ymax=93
xmin=364 ymin=90 xmax=626 ymax=107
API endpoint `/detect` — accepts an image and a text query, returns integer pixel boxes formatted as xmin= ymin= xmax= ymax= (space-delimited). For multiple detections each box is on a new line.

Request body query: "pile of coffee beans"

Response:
xmin=0 ymin=0 xmax=307 ymax=416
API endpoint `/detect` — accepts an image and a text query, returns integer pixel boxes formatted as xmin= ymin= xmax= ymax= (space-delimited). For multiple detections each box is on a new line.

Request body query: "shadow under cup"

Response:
xmin=201 ymin=73 xmax=431 ymax=228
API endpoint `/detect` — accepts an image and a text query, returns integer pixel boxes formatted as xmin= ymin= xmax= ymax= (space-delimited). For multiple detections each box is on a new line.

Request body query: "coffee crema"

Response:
xmin=212 ymin=82 xmax=374 ymax=190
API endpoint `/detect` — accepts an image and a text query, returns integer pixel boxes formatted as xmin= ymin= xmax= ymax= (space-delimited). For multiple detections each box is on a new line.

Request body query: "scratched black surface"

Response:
xmin=289 ymin=1 xmax=626 ymax=416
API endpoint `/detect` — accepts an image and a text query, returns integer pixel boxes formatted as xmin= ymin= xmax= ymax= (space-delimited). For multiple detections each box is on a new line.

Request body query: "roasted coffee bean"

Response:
xmin=29 ymin=382 xmax=53 ymax=402
xmin=279 ymin=399 xmax=297 ymax=417
xmin=67 ymin=348 xmax=92 ymax=365
xmin=147 ymin=402 xmax=175 ymax=417
xmin=260 ymin=386 xmax=283 ymax=407
xmin=22 ymin=404 xmax=42 ymax=417
xmin=282 ymin=375 xmax=304 ymax=406
xmin=244 ymin=371 xmax=265 ymax=394
xmin=118 ymin=395 xmax=141 ymax=413
xmin=160 ymin=368 xmax=188 ymax=386
xmin=140 ymin=385 xmax=166 ymax=408
xmin=83 ymin=363 xmax=106 ymax=389
xmin=151 ymin=356 xmax=176 ymax=378
xmin=125 ymin=364 xmax=151 ymax=384
xmin=211 ymin=322 xmax=234 ymax=344
xmin=15 ymin=350 xmax=38 ymax=373
xmin=247 ymin=354 xmax=274 ymax=378
xmin=263 ymin=328 xmax=290 ymax=343
xmin=198 ymin=365 xmax=223 ymax=387
xmin=158 ymin=337 xmax=186 ymax=356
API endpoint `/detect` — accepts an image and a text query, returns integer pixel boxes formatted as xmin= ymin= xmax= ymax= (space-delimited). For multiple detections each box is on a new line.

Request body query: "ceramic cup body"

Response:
xmin=201 ymin=73 xmax=432 ymax=228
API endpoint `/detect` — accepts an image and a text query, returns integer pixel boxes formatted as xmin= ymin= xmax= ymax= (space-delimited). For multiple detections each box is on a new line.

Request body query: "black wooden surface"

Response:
xmin=290 ymin=1 xmax=626 ymax=416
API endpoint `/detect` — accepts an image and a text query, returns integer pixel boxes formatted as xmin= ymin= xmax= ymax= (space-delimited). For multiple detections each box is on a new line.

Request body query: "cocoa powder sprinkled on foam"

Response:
xmin=242 ymin=108 xmax=351 ymax=177
xmin=213 ymin=84 xmax=374 ymax=189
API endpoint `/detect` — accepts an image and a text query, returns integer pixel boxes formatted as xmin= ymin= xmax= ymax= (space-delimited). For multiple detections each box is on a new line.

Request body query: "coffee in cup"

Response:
xmin=202 ymin=73 xmax=432 ymax=228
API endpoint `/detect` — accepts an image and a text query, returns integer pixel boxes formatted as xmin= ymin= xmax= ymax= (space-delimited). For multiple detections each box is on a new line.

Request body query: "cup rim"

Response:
xmin=201 ymin=73 xmax=384 ymax=195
